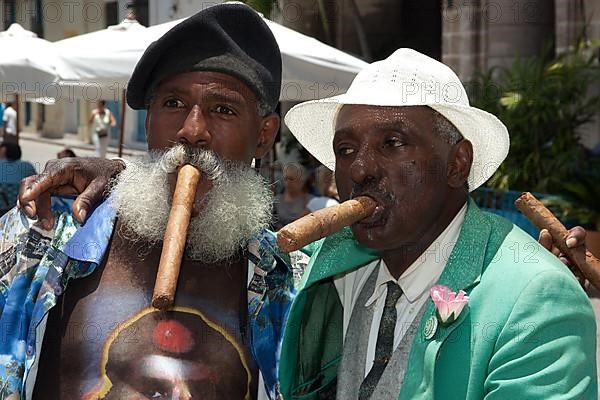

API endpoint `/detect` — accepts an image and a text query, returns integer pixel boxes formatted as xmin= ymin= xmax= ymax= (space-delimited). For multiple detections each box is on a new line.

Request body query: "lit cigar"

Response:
xmin=515 ymin=192 xmax=600 ymax=289
xmin=152 ymin=164 xmax=201 ymax=310
xmin=277 ymin=196 xmax=377 ymax=252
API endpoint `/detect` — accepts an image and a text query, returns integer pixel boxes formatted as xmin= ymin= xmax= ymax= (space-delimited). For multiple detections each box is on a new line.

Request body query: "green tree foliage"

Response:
xmin=468 ymin=40 xmax=600 ymax=228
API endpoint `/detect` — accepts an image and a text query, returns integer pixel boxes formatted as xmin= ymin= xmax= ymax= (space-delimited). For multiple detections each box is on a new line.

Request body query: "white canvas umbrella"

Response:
xmin=54 ymin=17 xmax=147 ymax=156
xmin=55 ymin=17 xmax=147 ymax=91
xmin=0 ymin=23 xmax=68 ymax=103
xmin=54 ymin=8 xmax=368 ymax=154
xmin=55 ymin=12 xmax=368 ymax=101
xmin=267 ymin=19 xmax=368 ymax=101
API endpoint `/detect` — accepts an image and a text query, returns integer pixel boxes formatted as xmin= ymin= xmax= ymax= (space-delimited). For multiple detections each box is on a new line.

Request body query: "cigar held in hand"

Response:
xmin=515 ymin=192 xmax=600 ymax=289
xmin=277 ymin=196 xmax=377 ymax=252
xmin=152 ymin=164 xmax=201 ymax=310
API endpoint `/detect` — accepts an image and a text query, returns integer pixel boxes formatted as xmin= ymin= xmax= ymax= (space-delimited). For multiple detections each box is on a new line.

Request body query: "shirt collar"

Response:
xmin=365 ymin=203 xmax=467 ymax=307
xmin=61 ymin=196 xmax=117 ymax=264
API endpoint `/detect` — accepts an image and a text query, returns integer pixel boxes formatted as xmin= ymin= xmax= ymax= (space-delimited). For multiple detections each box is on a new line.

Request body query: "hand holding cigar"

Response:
xmin=515 ymin=192 xmax=600 ymax=290
xmin=152 ymin=164 xmax=201 ymax=310
xmin=277 ymin=196 xmax=377 ymax=252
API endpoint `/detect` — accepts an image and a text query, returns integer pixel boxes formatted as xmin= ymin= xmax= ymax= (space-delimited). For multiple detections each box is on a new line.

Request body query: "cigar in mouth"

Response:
xmin=152 ymin=164 xmax=201 ymax=310
xmin=277 ymin=196 xmax=377 ymax=252
xmin=515 ymin=192 xmax=600 ymax=289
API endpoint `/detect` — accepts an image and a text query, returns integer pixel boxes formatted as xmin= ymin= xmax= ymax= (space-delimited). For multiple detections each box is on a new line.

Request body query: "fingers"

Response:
xmin=72 ymin=178 xmax=108 ymax=224
xmin=18 ymin=175 xmax=39 ymax=218
xmin=36 ymin=191 xmax=54 ymax=231
xmin=539 ymin=229 xmax=561 ymax=257
xmin=20 ymin=169 xmax=71 ymax=204
xmin=17 ymin=157 xmax=123 ymax=223
xmin=538 ymin=229 xmax=553 ymax=251
xmin=566 ymin=226 xmax=586 ymax=249
xmin=540 ymin=227 xmax=590 ymax=291
xmin=19 ymin=175 xmax=79 ymax=219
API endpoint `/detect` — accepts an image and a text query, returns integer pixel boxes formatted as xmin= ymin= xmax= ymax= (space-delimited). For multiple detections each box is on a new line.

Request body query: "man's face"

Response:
xmin=100 ymin=311 xmax=250 ymax=400
xmin=333 ymin=105 xmax=457 ymax=251
xmin=145 ymin=71 xmax=278 ymax=164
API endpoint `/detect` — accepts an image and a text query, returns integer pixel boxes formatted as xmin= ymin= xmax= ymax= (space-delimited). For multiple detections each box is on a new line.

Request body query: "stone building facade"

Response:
xmin=275 ymin=0 xmax=600 ymax=149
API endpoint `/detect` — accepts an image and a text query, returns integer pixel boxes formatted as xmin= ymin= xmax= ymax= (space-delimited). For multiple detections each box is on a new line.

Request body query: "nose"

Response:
xmin=349 ymin=144 xmax=380 ymax=187
xmin=176 ymin=105 xmax=211 ymax=147
xmin=171 ymin=381 xmax=192 ymax=400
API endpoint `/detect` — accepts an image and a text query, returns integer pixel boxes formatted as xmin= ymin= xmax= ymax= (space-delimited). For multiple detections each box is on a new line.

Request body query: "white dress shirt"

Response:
xmin=3 ymin=106 xmax=17 ymax=135
xmin=334 ymin=204 xmax=467 ymax=377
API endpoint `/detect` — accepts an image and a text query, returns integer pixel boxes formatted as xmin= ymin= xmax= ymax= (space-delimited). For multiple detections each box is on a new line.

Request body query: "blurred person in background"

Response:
xmin=305 ymin=165 xmax=339 ymax=213
xmin=88 ymin=100 xmax=116 ymax=158
xmin=0 ymin=142 xmax=36 ymax=213
xmin=2 ymin=102 xmax=18 ymax=143
xmin=0 ymin=142 xmax=36 ymax=184
xmin=0 ymin=102 xmax=6 ymax=131
xmin=57 ymin=148 xmax=77 ymax=158
xmin=273 ymin=162 xmax=313 ymax=229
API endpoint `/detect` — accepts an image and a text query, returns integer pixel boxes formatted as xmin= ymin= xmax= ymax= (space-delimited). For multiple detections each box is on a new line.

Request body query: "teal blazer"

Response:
xmin=279 ymin=200 xmax=597 ymax=399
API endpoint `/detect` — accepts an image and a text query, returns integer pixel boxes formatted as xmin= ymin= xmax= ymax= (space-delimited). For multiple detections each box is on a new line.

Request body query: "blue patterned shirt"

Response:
xmin=0 ymin=197 xmax=302 ymax=399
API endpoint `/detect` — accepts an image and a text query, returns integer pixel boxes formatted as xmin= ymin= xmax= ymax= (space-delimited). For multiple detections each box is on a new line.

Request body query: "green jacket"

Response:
xmin=279 ymin=200 xmax=597 ymax=399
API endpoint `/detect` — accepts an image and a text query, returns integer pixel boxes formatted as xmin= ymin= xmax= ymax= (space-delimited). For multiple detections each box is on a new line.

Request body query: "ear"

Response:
xmin=254 ymin=113 xmax=280 ymax=159
xmin=447 ymin=139 xmax=473 ymax=189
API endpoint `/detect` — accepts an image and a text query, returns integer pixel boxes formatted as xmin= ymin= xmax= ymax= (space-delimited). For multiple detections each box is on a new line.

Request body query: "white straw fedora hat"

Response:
xmin=284 ymin=48 xmax=509 ymax=191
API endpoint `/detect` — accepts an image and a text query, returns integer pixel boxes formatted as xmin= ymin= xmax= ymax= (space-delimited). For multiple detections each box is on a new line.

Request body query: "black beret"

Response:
xmin=127 ymin=3 xmax=282 ymax=112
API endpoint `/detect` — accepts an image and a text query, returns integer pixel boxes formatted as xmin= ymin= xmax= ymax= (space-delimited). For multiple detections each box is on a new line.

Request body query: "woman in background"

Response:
xmin=88 ymin=101 xmax=116 ymax=158
xmin=273 ymin=163 xmax=314 ymax=230
xmin=305 ymin=165 xmax=339 ymax=213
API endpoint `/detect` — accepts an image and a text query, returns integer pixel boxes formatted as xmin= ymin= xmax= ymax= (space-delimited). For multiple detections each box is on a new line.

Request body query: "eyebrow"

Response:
xmin=157 ymin=86 xmax=247 ymax=107
xmin=334 ymin=120 xmax=414 ymax=138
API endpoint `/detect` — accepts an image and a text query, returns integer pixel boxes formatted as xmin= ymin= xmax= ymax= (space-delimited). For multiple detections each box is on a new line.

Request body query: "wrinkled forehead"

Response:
xmin=334 ymin=104 xmax=436 ymax=136
xmin=151 ymin=70 xmax=258 ymax=106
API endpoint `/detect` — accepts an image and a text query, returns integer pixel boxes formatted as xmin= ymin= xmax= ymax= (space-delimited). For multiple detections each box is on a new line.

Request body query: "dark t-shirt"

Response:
xmin=33 ymin=220 xmax=258 ymax=399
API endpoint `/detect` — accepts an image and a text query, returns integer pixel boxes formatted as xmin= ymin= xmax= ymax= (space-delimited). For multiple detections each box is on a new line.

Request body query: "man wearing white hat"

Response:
xmin=278 ymin=49 xmax=597 ymax=399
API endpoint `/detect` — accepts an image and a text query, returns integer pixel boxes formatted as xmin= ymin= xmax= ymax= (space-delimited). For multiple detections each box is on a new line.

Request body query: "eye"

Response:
xmin=335 ymin=146 xmax=355 ymax=156
xmin=163 ymin=98 xmax=185 ymax=108
xmin=384 ymin=136 xmax=405 ymax=148
xmin=214 ymin=105 xmax=235 ymax=115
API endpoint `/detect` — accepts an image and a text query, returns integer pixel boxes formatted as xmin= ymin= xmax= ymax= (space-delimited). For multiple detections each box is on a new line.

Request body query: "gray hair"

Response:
xmin=256 ymin=100 xmax=273 ymax=116
xmin=283 ymin=162 xmax=308 ymax=182
xmin=432 ymin=110 xmax=469 ymax=191
xmin=433 ymin=111 xmax=464 ymax=145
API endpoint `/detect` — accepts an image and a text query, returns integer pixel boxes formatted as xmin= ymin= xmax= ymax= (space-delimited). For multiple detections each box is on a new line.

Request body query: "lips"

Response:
xmin=352 ymin=193 xmax=390 ymax=227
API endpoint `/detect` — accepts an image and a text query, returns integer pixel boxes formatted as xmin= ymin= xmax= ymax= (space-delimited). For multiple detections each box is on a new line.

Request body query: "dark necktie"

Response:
xmin=358 ymin=281 xmax=403 ymax=400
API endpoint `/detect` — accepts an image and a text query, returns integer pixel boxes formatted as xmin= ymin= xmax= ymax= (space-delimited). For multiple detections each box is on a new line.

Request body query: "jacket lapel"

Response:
xmin=399 ymin=200 xmax=492 ymax=399
xmin=278 ymin=227 xmax=379 ymax=399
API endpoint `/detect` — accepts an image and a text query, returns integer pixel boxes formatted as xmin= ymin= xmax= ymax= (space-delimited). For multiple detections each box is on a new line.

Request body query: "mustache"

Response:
xmin=154 ymin=144 xmax=225 ymax=181
xmin=110 ymin=143 xmax=273 ymax=262
xmin=350 ymin=182 xmax=395 ymax=205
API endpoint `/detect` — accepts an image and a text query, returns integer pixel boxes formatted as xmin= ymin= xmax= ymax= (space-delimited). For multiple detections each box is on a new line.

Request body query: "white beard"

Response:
xmin=109 ymin=144 xmax=273 ymax=263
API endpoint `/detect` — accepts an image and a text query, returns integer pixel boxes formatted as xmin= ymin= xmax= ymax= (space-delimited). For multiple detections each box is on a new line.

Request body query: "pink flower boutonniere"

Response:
xmin=430 ymin=285 xmax=469 ymax=326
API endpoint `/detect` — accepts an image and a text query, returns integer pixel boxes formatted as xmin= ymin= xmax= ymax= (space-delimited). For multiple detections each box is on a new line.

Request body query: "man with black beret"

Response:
xmin=0 ymin=3 xmax=294 ymax=399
